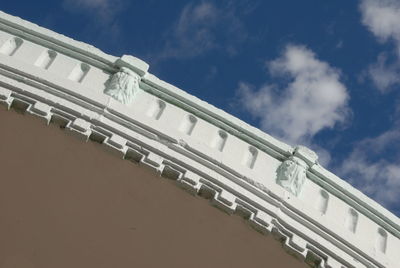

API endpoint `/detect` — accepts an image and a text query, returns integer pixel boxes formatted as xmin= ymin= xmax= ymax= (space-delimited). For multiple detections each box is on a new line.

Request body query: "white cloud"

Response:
xmin=351 ymin=0 xmax=400 ymax=213
xmin=360 ymin=0 xmax=400 ymax=91
xmin=157 ymin=1 xmax=246 ymax=60
xmin=339 ymin=130 xmax=400 ymax=209
xmin=237 ymin=45 xmax=350 ymax=146
xmin=360 ymin=0 xmax=400 ymax=49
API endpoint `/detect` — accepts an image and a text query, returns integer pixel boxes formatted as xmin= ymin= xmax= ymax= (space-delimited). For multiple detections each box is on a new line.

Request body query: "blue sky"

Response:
xmin=2 ymin=0 xmax=400 ymax=216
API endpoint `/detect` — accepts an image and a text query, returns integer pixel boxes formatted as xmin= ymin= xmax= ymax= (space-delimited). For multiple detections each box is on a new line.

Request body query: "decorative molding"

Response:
xmin=276 ymin=146 xmax=318 ymax=196
xmin=276 ymin=156 xmax=308 ymax=196
xmin=104 ymin=67 xmax=141 ymax=104
xmin=294 ymin=145 xmax=318 ymax=166
xmin=0 ymin=10 xmax=399 ymax=267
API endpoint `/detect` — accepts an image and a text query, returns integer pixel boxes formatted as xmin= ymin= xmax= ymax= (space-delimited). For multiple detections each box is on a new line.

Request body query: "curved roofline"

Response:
xmin=0 ymin=10 xmax=399 ymax=267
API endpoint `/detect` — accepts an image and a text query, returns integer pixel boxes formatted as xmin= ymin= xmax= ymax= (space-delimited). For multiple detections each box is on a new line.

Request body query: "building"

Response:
xmin=0 ymin=10 xmax=398 ymax=267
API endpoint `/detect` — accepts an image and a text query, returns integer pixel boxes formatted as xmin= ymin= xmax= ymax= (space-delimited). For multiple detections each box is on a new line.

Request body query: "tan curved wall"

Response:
xmin=0 ymin=108 xmax=307 ymax=268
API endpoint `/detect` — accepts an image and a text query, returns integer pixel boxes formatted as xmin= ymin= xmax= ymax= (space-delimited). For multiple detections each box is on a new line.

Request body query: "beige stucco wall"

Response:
xmin=0 ymin=108 xmax=307 ymax=268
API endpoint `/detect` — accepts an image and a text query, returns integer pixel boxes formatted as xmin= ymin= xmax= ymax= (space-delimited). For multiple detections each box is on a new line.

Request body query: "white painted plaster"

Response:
xmin=104 ymin=67 xmax=140 ymax=104
xmin=0 ymin=10 xmax=399 ymax=267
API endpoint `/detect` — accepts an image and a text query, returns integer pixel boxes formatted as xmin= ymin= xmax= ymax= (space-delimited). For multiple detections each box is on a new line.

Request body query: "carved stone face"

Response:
xmin=276 ymin=156 xmax=308 ymax=196
xmin=104 ymin=67 xmax=140 ymax=105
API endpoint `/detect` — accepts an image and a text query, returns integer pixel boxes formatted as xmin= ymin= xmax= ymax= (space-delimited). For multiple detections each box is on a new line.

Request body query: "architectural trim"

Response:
xmin=104 ymin=67 xmax=141 ymax=105
xmin=0 ymin=10 xmax=399 ymax=268
xmin=277 ymin=155 xmax=309 ymax=196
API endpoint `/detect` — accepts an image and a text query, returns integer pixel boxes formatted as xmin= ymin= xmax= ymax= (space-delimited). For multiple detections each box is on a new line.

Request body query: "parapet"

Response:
xmin=0 ymin=10 xmax=398 ymax=268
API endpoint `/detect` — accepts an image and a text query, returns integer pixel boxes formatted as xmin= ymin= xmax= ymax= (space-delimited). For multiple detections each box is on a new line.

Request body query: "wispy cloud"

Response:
xmin=360 ymin=0 xmax=400 ymax=91
xmin=156 ymin=1 xmax=247 ymax=61
xmin=333 ymin=0 xmax=400 ymax=215
xmin=339 ymin=130 xmax=400 ymax=213
xmin=366 ymin=52 xmax=400 ymax=92
xmin=64 ymin=0 xmax=111 ymax=9
xmin=62 ymin=0 xmax=125 ymax=22
xmin=61 ymin=0 xmax=127 ymax=51
xmin=237 ymin=45 xmax=350 ymax=147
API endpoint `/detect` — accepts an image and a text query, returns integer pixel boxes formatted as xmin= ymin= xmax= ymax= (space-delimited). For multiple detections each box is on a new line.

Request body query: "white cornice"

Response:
xmin=0 ymin=10 xmax=399 ymax=268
